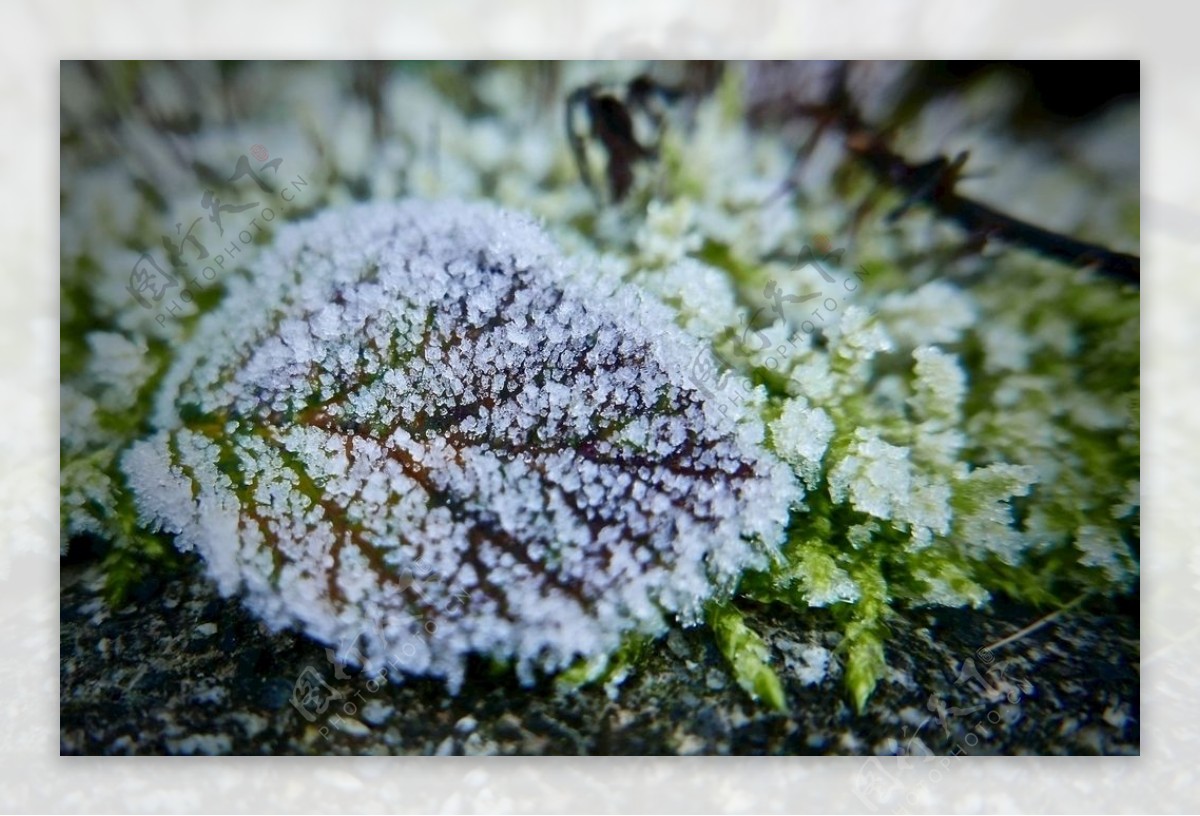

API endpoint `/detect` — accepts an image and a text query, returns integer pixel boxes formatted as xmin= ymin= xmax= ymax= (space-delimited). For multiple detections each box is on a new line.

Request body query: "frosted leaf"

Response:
xmin=120 ymin=199 xmax=795 ymax=690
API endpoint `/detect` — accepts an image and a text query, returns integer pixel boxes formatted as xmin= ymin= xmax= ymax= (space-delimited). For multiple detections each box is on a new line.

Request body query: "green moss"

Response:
xmin=556 ymin=634 xmax=653 ymax=692
xmin=100 ymin=485 xmax=184 ymax=607
xmin=709 ymin=602 xmax=788 ymax=713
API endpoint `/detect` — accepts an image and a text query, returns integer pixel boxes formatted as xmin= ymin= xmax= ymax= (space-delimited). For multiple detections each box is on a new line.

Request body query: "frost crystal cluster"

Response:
xmin=62 ymin=62 xmax=1139 ymax=709
xmin=120 ymin=199 xmax=794 ymax=688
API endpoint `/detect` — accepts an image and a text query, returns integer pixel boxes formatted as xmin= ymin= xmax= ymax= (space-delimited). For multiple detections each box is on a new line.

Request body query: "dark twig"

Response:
xmin=566 ymin=75 xmax=682 ymax=203
xmin=792 ymin=101 xmax=1141 ymax=286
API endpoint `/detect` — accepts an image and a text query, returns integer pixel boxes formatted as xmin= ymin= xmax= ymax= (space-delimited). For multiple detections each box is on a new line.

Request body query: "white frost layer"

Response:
xmin=121 ymin=199 xmax=797 ymax=690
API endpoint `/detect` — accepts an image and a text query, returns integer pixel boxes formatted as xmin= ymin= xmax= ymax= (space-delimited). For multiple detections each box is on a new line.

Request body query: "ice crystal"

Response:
xmin=119 ymin=199 xmax=795 ymax=689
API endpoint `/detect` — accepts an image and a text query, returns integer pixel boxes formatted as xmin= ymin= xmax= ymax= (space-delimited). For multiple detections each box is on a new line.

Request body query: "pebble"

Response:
xmin=191 ymin=683 xmax=228 ymax=705
xmin=169 ymin=734 xmax=232 ymax=754
xmin=675 ymin=732 xmax=706 ymax=755
xmin=331 ymin=716 xmax=371 ymax=737
xmin=232 ymin=712 xmax=268 ymax=740
xmin=461 ymin=732 xmax=498 ymax=755
xmin=666 ymin=629 xmax=689 ymax=658
xmin=258 ymin=677 xmax=294 ymax=710
xmin=360 ymin=699 xmax=394 ymax=727
xmin=108 ymin=735 xmax=136 ymax=754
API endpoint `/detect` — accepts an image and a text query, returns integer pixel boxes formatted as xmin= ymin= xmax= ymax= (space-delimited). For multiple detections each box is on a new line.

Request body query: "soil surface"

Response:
xmin=60 ymin=555 xmax=1139 ymax=756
